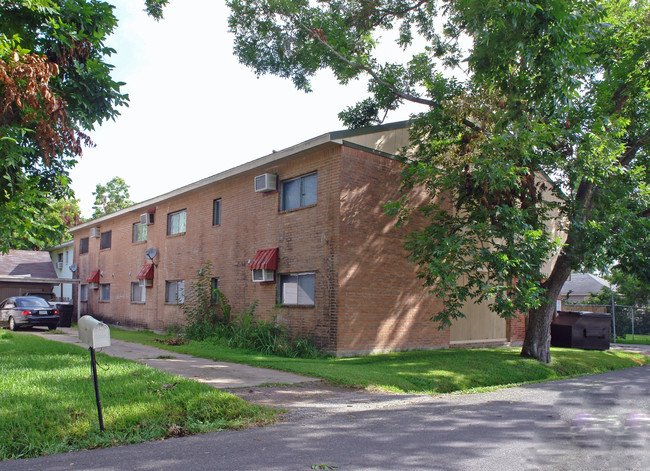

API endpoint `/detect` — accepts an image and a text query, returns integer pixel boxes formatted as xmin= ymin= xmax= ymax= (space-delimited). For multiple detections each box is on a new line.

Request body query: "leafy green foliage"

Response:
xmin=183 ymin=262 xmax=322 ymax=358
xmin=91 ymin=176 xmax=134 ymax=219
xmin=227 ymin=0 xmax=650 ymax=362
xmin=0 ymin=0 xmax=133 ymax=251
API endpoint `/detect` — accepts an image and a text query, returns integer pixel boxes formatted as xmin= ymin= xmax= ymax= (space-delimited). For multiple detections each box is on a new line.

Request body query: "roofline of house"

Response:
xmin=70 ymin=120 xmax=410 ymax=233
xmin=0 ymin=276 xmax=80 ymax=284
xmin=47 ymin=240 xmax=74 ymax=251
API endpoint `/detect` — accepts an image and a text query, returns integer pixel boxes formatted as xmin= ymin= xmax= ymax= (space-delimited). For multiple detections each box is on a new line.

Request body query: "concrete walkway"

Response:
xmin=28 ymin=327 xmax=317 ymax=389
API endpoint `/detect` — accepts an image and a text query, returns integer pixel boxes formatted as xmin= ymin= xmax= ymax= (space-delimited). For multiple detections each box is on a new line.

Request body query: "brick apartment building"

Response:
xmin=70 ymin=122 xmax=525 ymax=356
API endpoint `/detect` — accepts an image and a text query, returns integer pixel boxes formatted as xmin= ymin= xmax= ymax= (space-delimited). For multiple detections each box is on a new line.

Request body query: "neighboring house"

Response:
xmin=561 ymin=273 xmax=613 ymax=304
xmin=48 ymin=240 xmax=75 ymax=300
xmin=0 ymin=250 xmax=60 ymax=300
xmin=70 ymin=122 xmax=527 ymax=356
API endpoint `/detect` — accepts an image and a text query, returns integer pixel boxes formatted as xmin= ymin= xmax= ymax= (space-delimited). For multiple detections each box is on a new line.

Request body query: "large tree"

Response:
xmin=91 ymin=176 xmax=133 ymax=218
xmin=0 ymin=0 xmax=167 ymax=252
xmin=227 ymin=0 xmax=650 ymax=362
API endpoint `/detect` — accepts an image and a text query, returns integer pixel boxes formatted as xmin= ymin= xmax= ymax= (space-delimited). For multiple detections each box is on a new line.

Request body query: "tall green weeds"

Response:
xmin=183 ymin=262 xmax=322 ymax=359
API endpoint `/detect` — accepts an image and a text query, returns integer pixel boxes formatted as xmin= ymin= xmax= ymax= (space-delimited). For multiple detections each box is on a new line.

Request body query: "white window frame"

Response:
xmin=133 ymin=222 xmax=147 ymax=243
xmin=280 ymin=172 xmax=317 ymax=211
xmin=279 ymin=272 xmax=315 ymax=306
xmin=131 ymin=282 xmax=146 ymax=303
xmin=99 ymin=283 xmax=110 ymax=302
xmin=167 ymin=210 xmax=187 ymax=235
xmin=165 ymin=280 xmax=185 ymax=304
xmin=80 ymin=284 xmax=88 ymax=302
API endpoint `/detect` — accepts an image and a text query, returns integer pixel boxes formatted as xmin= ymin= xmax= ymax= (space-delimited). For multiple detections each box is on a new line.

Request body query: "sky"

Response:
xmin=70 ymin=0 xmax=419 ymax=218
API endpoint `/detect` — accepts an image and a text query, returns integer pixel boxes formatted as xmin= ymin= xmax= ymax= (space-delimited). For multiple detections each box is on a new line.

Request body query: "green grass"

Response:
xmin=111 ymin=328 xmax=649 ymax=394
xmin=616 ymin=334 xmax=650 ymax=345
xmin=0 ymin=330 xmax=278 ymax=461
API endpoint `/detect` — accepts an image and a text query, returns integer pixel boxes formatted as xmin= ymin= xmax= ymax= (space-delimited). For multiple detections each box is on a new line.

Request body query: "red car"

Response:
xmin=0 ymin=296 xmax=60 ymax=331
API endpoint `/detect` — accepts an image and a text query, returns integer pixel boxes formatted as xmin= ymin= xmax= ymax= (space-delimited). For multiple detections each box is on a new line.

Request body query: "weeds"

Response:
xmin=183 ymin=263 xmax=322 ymax=359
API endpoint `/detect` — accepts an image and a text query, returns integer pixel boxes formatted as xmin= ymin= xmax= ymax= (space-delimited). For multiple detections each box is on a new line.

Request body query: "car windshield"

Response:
xmin=16 ymin=297 xmax=51 ymax=308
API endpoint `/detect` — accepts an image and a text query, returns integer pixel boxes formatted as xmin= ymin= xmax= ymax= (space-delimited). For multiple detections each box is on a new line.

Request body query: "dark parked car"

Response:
xmin=0 ymin=296 xmax=59 ymax=331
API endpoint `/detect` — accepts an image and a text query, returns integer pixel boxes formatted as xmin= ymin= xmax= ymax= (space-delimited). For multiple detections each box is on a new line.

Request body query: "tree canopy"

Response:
xmin=227 ymin=0 xmax=650 ymax=362
xmin=91 ymin=176 xmax=133 ymax=219
xmin=0 ymin=0 xmax=167 ymax=253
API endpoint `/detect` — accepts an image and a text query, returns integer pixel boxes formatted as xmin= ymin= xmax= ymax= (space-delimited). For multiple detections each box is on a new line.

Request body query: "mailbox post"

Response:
xmin=78 ymin=316 xmax=111 ymax=432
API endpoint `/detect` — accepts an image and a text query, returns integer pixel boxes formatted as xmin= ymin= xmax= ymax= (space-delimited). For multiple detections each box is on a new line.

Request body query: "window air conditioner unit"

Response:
xmin=140 ymin=213 xmax=154 ymax=225
xmin=254 ymin=173 xmax=277 ymax=193
xmin=139 ymin=279 xmax=153 ymax=287
xmin=89 ymin=282 xmax=99 ymax=290
xmin=90 ymin=228 xmax=101 ymax=238
xmin=56 ymin=262 xmax=63 ymax=269
xmin=252 ymin=269 xmax=275 ymax=282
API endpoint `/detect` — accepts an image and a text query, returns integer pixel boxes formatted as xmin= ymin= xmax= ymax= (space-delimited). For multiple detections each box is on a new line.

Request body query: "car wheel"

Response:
xmin=8 ymin=317 xmax=17 ymax=331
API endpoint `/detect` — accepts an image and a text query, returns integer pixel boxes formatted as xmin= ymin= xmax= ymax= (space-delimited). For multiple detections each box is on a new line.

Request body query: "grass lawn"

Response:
xmin=110 ymin=328 xmax=650 ymax=394
xmin=615 ymin=334 xmax=650 ymax=345
xmin=0 ymin=330 xmax=278 ymax=461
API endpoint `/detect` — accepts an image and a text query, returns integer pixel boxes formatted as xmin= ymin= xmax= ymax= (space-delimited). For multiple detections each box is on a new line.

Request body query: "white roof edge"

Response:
xmin=0 ymin=276 xmax=81 ymax=283
xmin=47 ymin=240 xmax=74 ymax=251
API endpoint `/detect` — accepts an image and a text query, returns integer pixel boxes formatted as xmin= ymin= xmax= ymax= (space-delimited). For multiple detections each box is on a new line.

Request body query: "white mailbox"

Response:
xmin=78 ymin=315 xmax=111 ymax=349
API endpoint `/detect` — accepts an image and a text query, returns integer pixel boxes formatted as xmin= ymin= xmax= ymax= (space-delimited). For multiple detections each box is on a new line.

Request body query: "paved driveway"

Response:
xmin=2 ymin=356 xmax=648 ymax=470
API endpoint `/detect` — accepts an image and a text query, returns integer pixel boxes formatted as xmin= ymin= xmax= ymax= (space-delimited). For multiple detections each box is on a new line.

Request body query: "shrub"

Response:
xmin=182 ymin=261 xmax=230 ymax=328
xmin=182 ymin=264 xmax=322 ymax=358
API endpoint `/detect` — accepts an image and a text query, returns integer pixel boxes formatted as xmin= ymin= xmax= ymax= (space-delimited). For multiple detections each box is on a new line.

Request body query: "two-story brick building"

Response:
xmin=70 ymin=122 xmax=525 ymax=356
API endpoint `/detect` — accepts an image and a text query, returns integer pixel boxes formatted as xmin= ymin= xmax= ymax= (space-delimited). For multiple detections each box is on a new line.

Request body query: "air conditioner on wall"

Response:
xmin=254 ymin=173 xmax=277 ymax=192
xmin=56 ymin=262 xmax=63 ymax=269
xmin=252 ymin=269 xmax=275 ymax=282
xmin=90 ymin=228 xmax=100 ymax=238
xmin=89 ymin=282 xmax=99 ymax=289
xmin=140 ymin=213 xmax=154 ymax=225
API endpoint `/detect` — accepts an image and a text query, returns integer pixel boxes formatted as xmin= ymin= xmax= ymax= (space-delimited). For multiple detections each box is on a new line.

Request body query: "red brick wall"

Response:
xmin=74 ymin=143 xmax=342 ymax=350
xmin=508 ymin=312 xmax=527 ymax=344
xmin=74 ymin=138 xmax=526 ymax=355
xmin=336 ymin=146 xmax=450 ymax=355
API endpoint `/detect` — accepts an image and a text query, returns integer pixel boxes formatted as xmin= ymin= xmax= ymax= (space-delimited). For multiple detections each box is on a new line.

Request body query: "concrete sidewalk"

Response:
xmin=28 ymin=327 xmax=317 ymax=389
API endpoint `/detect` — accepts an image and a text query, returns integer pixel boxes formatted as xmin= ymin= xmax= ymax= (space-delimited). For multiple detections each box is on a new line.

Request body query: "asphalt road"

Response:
xmin=3 ymin=364 xmax=648 ymax=471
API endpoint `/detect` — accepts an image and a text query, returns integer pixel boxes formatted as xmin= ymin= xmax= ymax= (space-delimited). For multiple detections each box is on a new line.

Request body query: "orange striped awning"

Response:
xmin=137 ymin=264 xmax=155 ymax=280
xmin=86 ymin=270 xmax=100 ymax=283
xmin=248 ymin=248 xmax=279 ymax=270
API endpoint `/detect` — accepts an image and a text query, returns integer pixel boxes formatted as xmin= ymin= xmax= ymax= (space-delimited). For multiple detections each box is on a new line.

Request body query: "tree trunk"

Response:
xmin=521 ymin=252 xmax=573 ymax=363
xmin=521 ymin=302 xmax=554 ymax=363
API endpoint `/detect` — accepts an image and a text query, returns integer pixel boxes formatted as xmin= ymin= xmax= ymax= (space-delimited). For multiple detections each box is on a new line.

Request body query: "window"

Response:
xmin=100 ymin=231 xmax=112 ymax=250
xmin=131 ymin=282 xmax=146 ymax=303
xmin=211 ymin=278 xmax=219 ymax=304
xmin=80 ymin=237 xmax=89 ymax=254
xmin=167 ymin=210 xmax=187 ymax=235
xmin=212 ymin=199 xmax=221 ymax=226
xmin=99 ymin=284 xmax=110 ymax=302
xmin=165 ymin=280 xmax=185 ymax=303
xmin=57 ymin=253 xmax=63 ymax=263
xmin=80 ymin=284 xmax=88 ymax=302
xmin=279 ymin=273 xmax=315 ymax=306
xmin=281 ymin=173 xmax=317 ymax=211
xmin=133 ymin=222 xmax=147 ymax=243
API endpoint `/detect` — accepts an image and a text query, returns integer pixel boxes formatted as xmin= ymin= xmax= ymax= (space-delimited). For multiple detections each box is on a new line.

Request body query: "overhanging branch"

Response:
xmin=289 ymin=13 xmax=481 ymax=132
